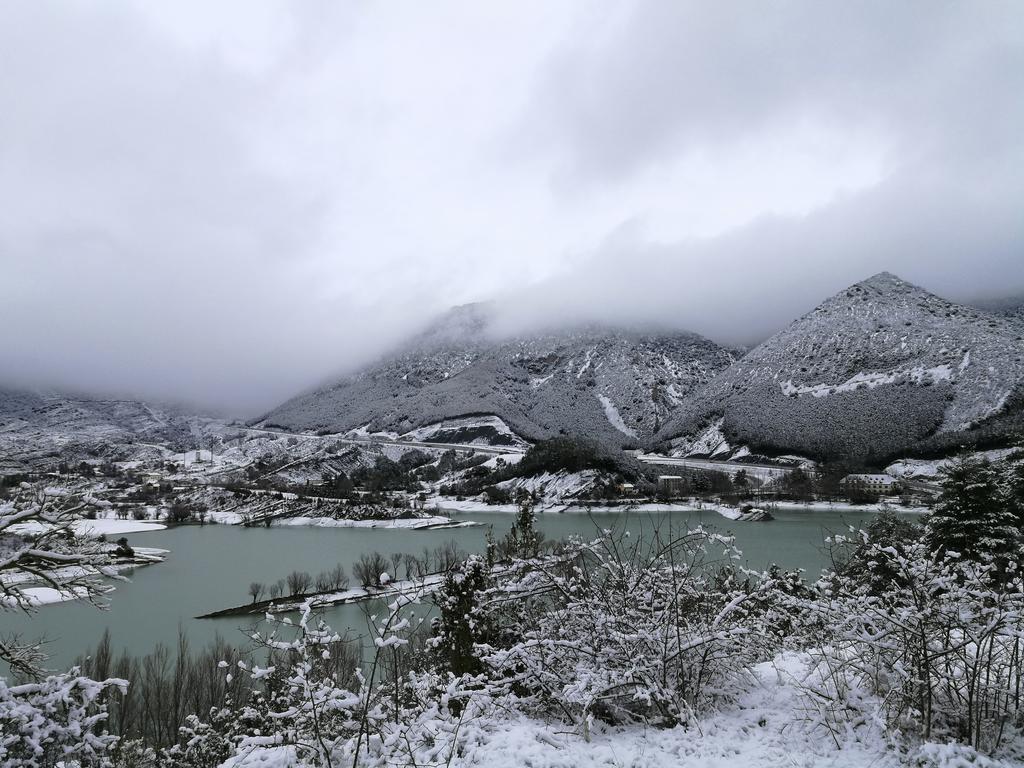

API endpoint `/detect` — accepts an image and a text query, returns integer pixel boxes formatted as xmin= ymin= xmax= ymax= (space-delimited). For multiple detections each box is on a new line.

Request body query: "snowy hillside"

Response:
xmin=659 ymin=272 xmax=1024 ymax=459
xmin=260 ymin=303 xmax=736 ymax=448
xmin=0 ymin=388 xmax=201 ymax=472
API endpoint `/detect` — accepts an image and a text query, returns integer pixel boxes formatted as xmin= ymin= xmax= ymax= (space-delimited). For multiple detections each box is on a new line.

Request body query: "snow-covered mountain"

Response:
xmin=7 ymin=273 xmax=1022 ymax=469
xmin=659 ymin=272 xmax=1024 ymax=459
xmin=0 ymin=388 xmax=201 ymax=471
xmin=260 ymin=304 xmax=737 ymax=447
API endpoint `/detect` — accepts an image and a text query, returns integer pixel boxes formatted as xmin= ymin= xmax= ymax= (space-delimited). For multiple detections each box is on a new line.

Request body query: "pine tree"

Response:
xmin=431 ymin=554 xmax=493 ymax=677
xmin=502 ymin=503 xmax=544 ymax=560
xmin=925 ymin=455 xmax=1021 ymax=566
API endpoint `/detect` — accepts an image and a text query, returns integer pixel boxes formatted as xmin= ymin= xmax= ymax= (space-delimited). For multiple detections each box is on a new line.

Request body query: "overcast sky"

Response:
xmin=1 ymin=1 xmax=1022 ymax=414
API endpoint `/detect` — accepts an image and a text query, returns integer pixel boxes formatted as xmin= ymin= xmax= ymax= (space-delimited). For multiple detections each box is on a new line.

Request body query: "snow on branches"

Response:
xmin=1 ymin=491 xmax=124 ymax=675
xmin=797 ymin=536 xmax=1024 ymax=753
xmin=0 ymin=667 xmax=125 ymax=767
xmin=476 ymin=526 xmax=781 ymax=733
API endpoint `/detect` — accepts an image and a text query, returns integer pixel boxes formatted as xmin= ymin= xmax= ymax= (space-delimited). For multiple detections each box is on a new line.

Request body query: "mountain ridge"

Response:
xmin=657 ymin=272 xmax=1024 ymax=459
xmin=259 ymin=305 xmax=738 ymax=448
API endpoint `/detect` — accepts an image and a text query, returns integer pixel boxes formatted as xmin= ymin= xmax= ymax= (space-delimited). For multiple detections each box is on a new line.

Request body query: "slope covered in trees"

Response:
xmin=660 ymin=272 xmax=1024 ymax=459
xmin=259 ymin=303 xmax=737 ymax=448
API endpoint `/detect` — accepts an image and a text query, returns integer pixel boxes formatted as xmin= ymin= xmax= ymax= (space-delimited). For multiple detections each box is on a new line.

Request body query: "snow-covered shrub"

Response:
xmin=908 ymin=741 xmax=1006 ymax=768
xmin=479 ymin=526 xmax=781 ymax=731
xmin=797 ymin=536 xmax=1024 ymax=754
xmin=362 ymin=669 xmax=498 ymax=767
xmin=162 ymin=709 xmax=236 ymax=768
xmin=830 ymin=510 xmax=924 ymax=595
xmin=238 ymin=605 xmax=364 ymax=766
xmin=214 ymin=588 xmax=470 ymax=767
xmin=0 ymin=667 xmax=125 ymax=767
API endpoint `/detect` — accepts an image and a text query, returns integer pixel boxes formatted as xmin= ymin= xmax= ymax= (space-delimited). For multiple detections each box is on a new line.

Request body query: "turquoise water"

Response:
xmin=0 ymin=506 xmax=881 ymax=670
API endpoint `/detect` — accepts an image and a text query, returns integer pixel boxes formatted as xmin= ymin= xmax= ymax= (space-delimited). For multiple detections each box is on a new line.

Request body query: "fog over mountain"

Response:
xmin=1 ymin=1 xmax=1022 ymax=412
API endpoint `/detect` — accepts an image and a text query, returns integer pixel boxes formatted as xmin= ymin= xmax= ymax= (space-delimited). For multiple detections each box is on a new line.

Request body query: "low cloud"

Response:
xmin=1 ymin=1 xmax=1021 ymax=413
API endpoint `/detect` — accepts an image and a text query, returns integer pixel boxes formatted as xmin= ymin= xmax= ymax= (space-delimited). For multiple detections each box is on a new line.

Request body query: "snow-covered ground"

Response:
xmin=780 ymin=362 xmax=954 ymax=399
xmin=219 ymin=651 xmax=992 ymax=768
xmin=72 ymin=518 xmax=166 ymax=536
xmin=428 ymin=497 xmax=760 ymax=522
xmin=17 ymin=585 xmax=97 ymax=605
xmin=399 ymin=415 xmax=529 ymax=449
xmin=670 ymin=417 xmax=732 ymax=458
xmin=495 ymin=469 xmax=600 ymax=500
xmin=595 ymin=393 xmax=638 ymax=438
xmin=1 ymin=547 xmax=168 ymax=589
xmin=9 ymin=517 xmax=166 ymax=537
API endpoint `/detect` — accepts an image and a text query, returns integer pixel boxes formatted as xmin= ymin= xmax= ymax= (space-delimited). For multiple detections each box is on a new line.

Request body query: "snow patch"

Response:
xmin=886 ymin=447 xmax=1021 ymax=481
xmin=19 ymin=585 xmax=96 ymax=606
xmin=595 ymin=394 xmax=637 ymax=438
xmin=400 ymin=415 xmax=525 ymax=447
xmin=780 ymin=363 xmax=954 ymax=398
xmin=671 ymin=418 xmax=730 ymax=458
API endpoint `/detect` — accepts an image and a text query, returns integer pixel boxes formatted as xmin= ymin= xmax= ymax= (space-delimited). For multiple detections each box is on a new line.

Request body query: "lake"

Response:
xmin=1 ymin=506 xmax=888 ymax=670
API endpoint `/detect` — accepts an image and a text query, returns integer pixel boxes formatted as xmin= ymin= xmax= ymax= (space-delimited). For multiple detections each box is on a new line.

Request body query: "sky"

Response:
xmin=1 ymin=1 xmax=1022 ymax=414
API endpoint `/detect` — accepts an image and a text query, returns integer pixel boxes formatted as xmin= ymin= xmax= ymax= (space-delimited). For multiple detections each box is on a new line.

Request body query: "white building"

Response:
xmin=840 ymin=473 xmax=900 ymax=494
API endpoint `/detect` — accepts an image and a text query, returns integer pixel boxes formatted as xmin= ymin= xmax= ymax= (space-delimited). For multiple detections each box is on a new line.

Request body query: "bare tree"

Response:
xmin=353 ymin=552 xmax=389 ymax=588
xmin=327 ymin=563 xmax=349 ymax=591
xmin=402 ymin=553 xmax=420 ymax=580
xmin=432 ymin=540 xmax=463 ymax=573
xmin=248 ymin=582 xmax=264 ymax=604
xmin=286 ymin=570 xmax=313 ymax=596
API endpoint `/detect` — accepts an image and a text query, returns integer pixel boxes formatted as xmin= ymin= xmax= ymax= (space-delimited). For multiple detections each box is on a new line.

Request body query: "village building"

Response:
xmin=657 ymin=475 xmax=685 ymax=496
xmin=839 ymin=473 xmax=901 ymax=494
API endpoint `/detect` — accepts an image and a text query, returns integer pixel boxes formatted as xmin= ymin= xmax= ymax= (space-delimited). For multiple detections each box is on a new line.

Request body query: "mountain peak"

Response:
xmin=828 ymin=271 xmax=938 ymax=305
xmin=855 ymin=271 xmax=907 ymax=290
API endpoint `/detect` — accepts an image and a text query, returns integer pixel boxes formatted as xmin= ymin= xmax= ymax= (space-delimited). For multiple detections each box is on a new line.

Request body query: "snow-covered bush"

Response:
xmin=237 ymin=605 xmax=364 ymax=766
xmin=0 ymin=667 xmax=125 ymax=767
xmin=479 ymin=526 xmax=781 ymax=732
xmin=798 ymin=536 xmax=1024 ymax=753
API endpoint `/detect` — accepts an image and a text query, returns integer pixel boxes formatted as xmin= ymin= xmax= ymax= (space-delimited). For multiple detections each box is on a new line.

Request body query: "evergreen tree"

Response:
xmin=835 ymin=510 xmax=923 ymax=595
xmin=484 ymin=527 xmax=497 ymax=568
xmin=925 ymin=455 xmax=1021 ymax=566
xmin=431 ymin=554 xmax=493 ymax=677
xmin=501 ymin=503 xmax=544 ymax=560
